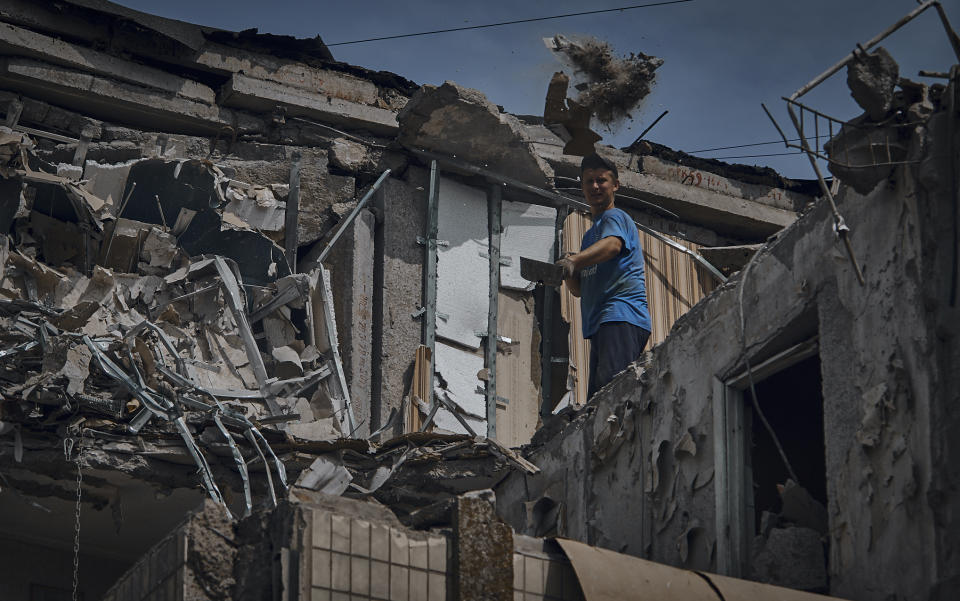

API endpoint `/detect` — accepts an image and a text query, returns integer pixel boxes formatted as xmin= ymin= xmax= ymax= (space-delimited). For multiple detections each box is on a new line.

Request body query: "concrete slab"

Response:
xmin=536 ymin=143 xmax=796 ymax=240
xmin=0 ymin=22 xmax=216 ymax=104
xmin=219 ymin=73 xmax=398 ymax=136
xmin=638 ymin=155 xmax=808 ymax=213
xmin=328 ymin=209 xmax=376 ymax=439
xmin=397 ymin=81 xmax=554 ymax=188
xmin=196 ymin=42 xmax=378 ymax=104
xmin=0 ymin=58 xmax=259 ymax=135
xmin=0 ymin=91 xmax=101 ymax=139
xmin=0 ymin=0 xmax=200 ymax=60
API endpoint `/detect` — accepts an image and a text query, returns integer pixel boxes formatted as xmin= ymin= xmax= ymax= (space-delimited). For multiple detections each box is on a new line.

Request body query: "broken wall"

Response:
xmin=496 ymin=96 xmax=960 ymax=600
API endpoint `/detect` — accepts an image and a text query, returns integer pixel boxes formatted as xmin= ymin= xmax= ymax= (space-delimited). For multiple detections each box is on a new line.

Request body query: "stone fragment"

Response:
xmin=329 ymin=137 xmax=375 ymax=172
xmin=846 ymin=47 xmax=899 ymax=121
xmin=750 ymin=526 xmax=827 ymax=592
xmin=778 ymin=479 xmax=828 ymax=535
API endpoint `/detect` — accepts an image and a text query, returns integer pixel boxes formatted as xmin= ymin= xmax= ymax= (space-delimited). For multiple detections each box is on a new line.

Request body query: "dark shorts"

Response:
xmin=588 ymin=321 xmax=651 ymax=399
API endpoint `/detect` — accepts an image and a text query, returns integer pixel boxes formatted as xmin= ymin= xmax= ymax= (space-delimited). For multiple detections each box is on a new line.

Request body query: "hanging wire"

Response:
xmin=736 ymin=255 xmax=801 ymax=485
xmin=326 ymin=0 xmax=694 ymax=46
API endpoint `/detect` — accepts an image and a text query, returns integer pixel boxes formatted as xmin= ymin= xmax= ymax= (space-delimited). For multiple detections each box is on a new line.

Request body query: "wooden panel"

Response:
xmin=409 ymin=344 xmax=431 ymax=432
xmin=494 ymin=290 xmax=541 ymax=447
xmin=560 ymin=211 xmax=716 ymax=406
xmin=560 ymin=212 xmax=592 ymax=408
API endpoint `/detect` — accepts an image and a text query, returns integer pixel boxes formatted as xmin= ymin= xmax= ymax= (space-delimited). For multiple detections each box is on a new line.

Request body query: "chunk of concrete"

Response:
xmin=218 ymin=73 xmax=398 ymax=136
xmin=196 ymin=42 xmax=377 ymax=104
xmin=699 ymin=244 xmax=762 ymax=276
xmin=846 ymin=47 xmax=899 ymax=121
xmin=824 ymin=118 xmax=907 ymax=194
xmin=0 ymin=58 xmax=257 ymax=135
xmin=397 ymin=81 xmax=554 ymax=187
xmin=0 ymin=22 xmax=216 ymax=104
xmin=751 ymin=527 xmax=827 ymax=592
xmin=329 ymin=137 xmax=377 ymax=172
xmin=778 ymin=479 xmax=828 ymax=535
xmin=82 ymin=160 xmax=133 ymax=209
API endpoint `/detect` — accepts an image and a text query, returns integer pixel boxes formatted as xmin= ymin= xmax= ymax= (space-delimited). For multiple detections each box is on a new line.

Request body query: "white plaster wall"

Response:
xmin=436 ymin=176 xmax=488 ymax=349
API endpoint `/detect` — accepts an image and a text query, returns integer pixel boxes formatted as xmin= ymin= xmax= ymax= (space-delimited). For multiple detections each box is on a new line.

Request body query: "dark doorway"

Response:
xmin=747 ymin=354 xmax=826 ymax=529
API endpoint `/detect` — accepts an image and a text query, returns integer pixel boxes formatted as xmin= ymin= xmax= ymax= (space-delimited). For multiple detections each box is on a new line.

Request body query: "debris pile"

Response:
xmin=825 ymin=48 xmax=945 ymax=193
xmin=0 ymin=128 xmax=359 ymax=516
xmin=549 ymin=35 xmax=663 ymax=127
xmin=292 ymin=432 xmax=539 ymax=520
xmin=750 ymin=479 xmax=829 ymax=591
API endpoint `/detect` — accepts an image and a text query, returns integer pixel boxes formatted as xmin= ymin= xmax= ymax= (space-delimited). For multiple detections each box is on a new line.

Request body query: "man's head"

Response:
xmin=580 ymin=153 xmax=619 ymax=216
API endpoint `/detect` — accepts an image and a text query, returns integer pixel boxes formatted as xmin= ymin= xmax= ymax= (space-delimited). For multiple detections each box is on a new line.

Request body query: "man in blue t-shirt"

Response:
xmin=556 ymin=153 xmax=651 ymax=399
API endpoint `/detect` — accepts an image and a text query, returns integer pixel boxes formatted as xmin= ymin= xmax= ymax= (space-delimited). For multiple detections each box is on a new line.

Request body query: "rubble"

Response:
xmin=751 ymin=527 xmax=828 ymax=592
xmin=543 ymin=71 xmax=603 ymax=156
xmin=547 ymin=34 xmax=663 ymax=127
xmin=846 ymin=47 xmax=899 ymax=121
xmin=397 ymin=81 xmax=554 ymax=188
xmin=1 ymin=2 xmax=955 ymax=599
xmin=0 ymin=129 xmax=371 ymax=516
xmin=825 ymin=49 xmax=940 ymax=194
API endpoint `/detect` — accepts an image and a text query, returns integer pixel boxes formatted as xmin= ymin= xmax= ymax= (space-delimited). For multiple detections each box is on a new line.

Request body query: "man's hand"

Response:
xmin=556 ymin=256 xmax=576 ymax=280
xmin=556 ymin=254 xmax=581 ymax=297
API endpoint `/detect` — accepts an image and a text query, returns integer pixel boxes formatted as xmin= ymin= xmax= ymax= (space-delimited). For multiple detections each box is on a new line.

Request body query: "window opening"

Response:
xmin=745 ymin=353 xmax=829 ymax=591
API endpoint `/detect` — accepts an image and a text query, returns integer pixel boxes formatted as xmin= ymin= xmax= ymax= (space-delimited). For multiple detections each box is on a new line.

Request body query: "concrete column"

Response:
xmin=329 ymin=209 xmax=376 ymax=438
xmin=454 ymin=492 xmax=513 ymax=601
xmin=372 ymin=174 xmax=426 ymax=433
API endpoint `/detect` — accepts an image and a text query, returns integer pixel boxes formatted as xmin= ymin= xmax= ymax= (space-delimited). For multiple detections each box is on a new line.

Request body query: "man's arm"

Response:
xmin=557 ymin=236 xmax=624 ymax=297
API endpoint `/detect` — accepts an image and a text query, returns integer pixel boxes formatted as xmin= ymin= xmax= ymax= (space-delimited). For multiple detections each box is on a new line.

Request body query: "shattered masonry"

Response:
xmin=0 ymin=1 xmax=957 ymax=601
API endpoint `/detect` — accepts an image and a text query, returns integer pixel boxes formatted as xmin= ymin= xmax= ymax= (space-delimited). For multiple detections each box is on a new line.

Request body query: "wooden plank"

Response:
xmin=410 ymin=345 xmax=431 ymax=433
xmin=561 ymin=211 xmax=592 ymax=408
xmin=495 ymin=290 xmax=540 ymax=447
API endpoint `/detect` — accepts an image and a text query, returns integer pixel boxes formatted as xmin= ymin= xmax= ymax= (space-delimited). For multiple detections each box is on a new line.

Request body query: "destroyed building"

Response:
xmin=0 ymin=1 xmax=957 ymax=600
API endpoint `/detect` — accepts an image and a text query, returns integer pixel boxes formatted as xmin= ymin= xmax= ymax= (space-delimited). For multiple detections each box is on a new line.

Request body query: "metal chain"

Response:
xmin=66 ymin=437 xmax=83 ymax=601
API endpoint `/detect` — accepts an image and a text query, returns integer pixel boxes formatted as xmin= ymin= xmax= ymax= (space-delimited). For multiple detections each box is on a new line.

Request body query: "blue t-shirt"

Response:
xmin=579 ymin=208 xmax=651 ymax=338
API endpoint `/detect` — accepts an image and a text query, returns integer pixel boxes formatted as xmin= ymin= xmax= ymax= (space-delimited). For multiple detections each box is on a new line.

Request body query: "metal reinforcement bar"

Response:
xmin=790 ymin=1 xmax=954 ymax=100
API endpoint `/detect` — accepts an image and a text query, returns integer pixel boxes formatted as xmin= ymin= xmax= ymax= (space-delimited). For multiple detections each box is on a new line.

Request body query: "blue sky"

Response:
xmin=115 ymin=0 xmax=957 ymax=179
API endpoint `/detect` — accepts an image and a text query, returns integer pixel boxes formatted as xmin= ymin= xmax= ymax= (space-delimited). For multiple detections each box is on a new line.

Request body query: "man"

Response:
xmin=557 ymin=153 xmax=651 ymax=398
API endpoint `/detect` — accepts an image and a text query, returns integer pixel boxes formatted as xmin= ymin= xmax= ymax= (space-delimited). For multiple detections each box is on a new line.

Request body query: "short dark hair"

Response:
xmin=580 ymin=153 xmax=618 ymax=179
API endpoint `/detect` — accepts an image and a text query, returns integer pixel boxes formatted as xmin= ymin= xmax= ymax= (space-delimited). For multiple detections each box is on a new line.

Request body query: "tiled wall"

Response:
xmin=308 ymin=508 xmax=449 ymax=601
xmin=512 ymin=537 xmax=584 ymax=601
xmin=98 ymin=502 xmax=586 ymax=601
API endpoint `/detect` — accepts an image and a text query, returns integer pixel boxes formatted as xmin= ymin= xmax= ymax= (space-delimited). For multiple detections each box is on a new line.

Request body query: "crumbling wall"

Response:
xmin=370 ymin=173 xmax=428 ymax=434
xmin=496 ymin=91 xmax=960 ymax=599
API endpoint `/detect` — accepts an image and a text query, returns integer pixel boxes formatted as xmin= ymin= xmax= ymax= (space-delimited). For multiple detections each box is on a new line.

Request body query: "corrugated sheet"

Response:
xmin=639 ymin=228 xmax=715 ymax=346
